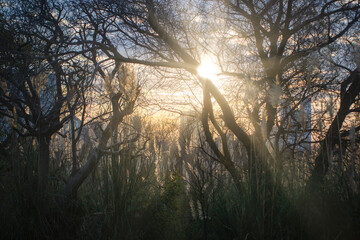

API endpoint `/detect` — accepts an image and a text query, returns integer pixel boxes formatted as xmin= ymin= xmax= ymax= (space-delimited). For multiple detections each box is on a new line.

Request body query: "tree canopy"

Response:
xmin=0 ymin=0 xmax=360 ymax=239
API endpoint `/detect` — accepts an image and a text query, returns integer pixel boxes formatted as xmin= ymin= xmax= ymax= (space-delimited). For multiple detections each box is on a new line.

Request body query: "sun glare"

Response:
xmin=197 ymin=56 xmax=220 ymax=81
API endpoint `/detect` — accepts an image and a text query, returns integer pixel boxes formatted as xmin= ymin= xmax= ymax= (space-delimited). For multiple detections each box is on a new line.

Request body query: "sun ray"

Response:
xmin=197 ymin=55 xmax=220 ymax=83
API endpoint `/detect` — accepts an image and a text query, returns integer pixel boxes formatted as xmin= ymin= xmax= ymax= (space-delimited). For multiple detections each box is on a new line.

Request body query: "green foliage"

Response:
xmin=155 ymin=173 xmax=191 ymax=240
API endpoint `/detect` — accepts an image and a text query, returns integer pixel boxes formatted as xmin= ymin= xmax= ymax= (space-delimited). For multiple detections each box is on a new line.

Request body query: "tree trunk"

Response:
xmin=70 ymin=116 xmax=78 ymax=177
xmin=64 ymin=149 xmax=102 ymax=198
xmin=63 ymin=90 xmax=138 ymax=198
xmin=38 ymin=134 xmax=51 ymax=195
xmin=310 ymin=69 xmax=360 ymax=184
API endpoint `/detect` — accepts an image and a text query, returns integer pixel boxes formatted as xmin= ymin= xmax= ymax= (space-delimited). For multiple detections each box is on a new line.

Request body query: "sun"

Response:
xmin=197 ymin=55 xmax=220 ymax=81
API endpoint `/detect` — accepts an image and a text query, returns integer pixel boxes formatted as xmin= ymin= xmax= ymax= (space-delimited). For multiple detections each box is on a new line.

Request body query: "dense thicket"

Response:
xmin=0 ymin=0 xmax=360 ymax=239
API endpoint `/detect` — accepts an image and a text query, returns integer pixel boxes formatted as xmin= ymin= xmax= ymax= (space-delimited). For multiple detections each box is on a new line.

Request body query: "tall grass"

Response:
xmin=1 ymin=133 xmax=359 ymax=239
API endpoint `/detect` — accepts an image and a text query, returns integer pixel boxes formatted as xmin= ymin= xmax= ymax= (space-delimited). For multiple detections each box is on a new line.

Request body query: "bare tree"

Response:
xmin=0 ymin=0 xmax=91 ymax=193
xmin=75 ymin=0 xmax=360 ymax=189
xmin=64 ymin=61 xmax=140 ymax=198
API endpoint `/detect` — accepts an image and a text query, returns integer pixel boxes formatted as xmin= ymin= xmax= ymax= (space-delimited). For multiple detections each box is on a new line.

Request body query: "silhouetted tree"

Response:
xmin=0 ymin=0 xmax=92 ymax=194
